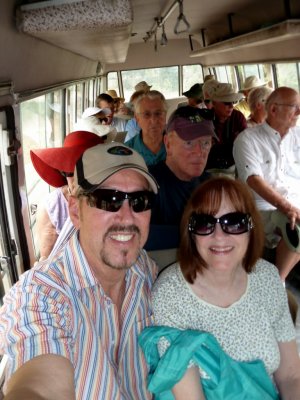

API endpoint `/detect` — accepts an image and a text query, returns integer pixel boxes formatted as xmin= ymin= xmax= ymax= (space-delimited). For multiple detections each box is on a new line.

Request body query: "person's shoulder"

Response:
xmin=250 ymin=258 xmax=281 ymax=284
xmin=152 ymin=263 xmax=180 ymax=293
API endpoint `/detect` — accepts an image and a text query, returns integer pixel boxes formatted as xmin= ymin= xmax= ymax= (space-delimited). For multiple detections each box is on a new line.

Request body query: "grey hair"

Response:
xmin=134 ymin=90 xmax=167 ymax=113
xmin=248 ymin=86 xmax=273 ymax=113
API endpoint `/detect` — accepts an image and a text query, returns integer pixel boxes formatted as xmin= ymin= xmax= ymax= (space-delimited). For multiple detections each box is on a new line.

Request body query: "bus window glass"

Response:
xmin=182 ymin=64 xmax=203 ymax=93
xmin=46 ymin=91 xmax=63 ymax=147
xmin=66 ymin=85 xmax=76 ymax=133
xmin=107 ymin=71 xmax=119 ymax=94
xmin=121 ymin=66 xmax=179 ymax=101
xmin=214 ymin=66 xmax=236 ymax=89
xmin=20 ymin=96 xmax=51 ymax=257
xmin=76 ymin=83 xmax=84 ymax=121
xmin=89 ymin=80 xmax=94 ymax=106
xmin=276 ymin=63 xmax=299 ymax=91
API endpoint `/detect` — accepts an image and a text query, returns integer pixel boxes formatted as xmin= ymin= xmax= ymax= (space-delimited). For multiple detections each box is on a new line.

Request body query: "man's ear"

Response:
xmin=68 ymin=196 xmax=80 ymax=229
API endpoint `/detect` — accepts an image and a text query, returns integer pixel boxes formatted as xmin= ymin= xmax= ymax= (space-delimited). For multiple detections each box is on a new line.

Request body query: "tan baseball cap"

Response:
xmin=74 ymin=143 xmax=159 ymax=193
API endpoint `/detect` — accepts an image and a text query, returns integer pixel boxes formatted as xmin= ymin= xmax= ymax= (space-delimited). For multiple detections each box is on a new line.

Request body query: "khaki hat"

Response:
xmin=202 ymin=79 xmax=219 ymax=99
xmin=204 ymin=74 xmax=215 ymax=82
xmin=106 ymin=89 xmax=125 ymax=102
xmin=182 ymin=83 xmax=203 ymax=99
xmin=211 ymin=83 xmax=243 ymax=103
xmin=241 ymin=76 xmax=267 ymax=92
xmin=75 ymin=142 xmax=159 ymax=194
xmin=134 ymin=81 xmax=152 ymax=92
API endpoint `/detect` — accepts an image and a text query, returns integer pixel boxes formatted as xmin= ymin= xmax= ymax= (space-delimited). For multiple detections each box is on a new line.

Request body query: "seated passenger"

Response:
xmin=31 ymin=131 xmax=104 ymax=260
xmin=233 ymin=86 xmax=300 ymax=280
xmin=141 ymin=177 xmax=300 ymax=399
xmin=124 ymin=90 xmax=146 ymax=142
xmin=134 ymin=80 xmax=152 ymax=92
xmin=246 ymin=86 xmax=273 ymax=127
xmin=235 ymin=75 xmax=268 ymax=118
xmin=74 ymin=107 xmax=115 ymax=137
xmin=202 ymin=78 xmax=219 ymax=110
xmin=178 ymin=83 xmax=205 ymax=109
xmin=0 ymin=143 xmax=158 ymax=400
xmin=125 ymin=90 xmax=167 ymax=166
xmin=145 ymin=106 xmax=216 ymax=250
xmin=96 ymin=93 xmax=127 ymax=132
xmin=105 ymin=89 xmax=125 ymax=114
xmin=206 ymin=82 xmax=246 ymax=171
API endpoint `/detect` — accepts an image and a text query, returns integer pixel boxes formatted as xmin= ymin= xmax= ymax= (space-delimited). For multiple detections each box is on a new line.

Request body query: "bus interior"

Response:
xmin=1 ymin=0 xmax=300 ymax=389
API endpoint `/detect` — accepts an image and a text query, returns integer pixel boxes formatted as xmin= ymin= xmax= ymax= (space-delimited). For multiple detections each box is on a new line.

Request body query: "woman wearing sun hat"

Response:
xmin=31 ymin=130 xmax=104 ymax=260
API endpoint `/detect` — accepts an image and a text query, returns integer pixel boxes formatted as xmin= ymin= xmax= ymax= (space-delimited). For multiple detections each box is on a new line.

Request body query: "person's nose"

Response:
xmin=117 ymin=199 xmax=135 ymax=221
xmin=211 ymin=222 xmax=226 ymax=237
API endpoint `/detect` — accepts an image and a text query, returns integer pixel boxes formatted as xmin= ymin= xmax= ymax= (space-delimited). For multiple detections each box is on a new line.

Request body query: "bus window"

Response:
xmin=121 ymin=66 xmax=179 ymax=101
xmin=76 ymin=83 xmax=84 ymax=122
xmin=276 ymin=63 xmax=300 ymax=91
xmin=107 ymin=71 xmax=119 ymax=95
xmin=66 ymin=85 xmax=76 ymax=133
xmin=214 ymin=65 xmax=237 ymax=89
xmin=182 ymin=64 xmax=203 ymax=94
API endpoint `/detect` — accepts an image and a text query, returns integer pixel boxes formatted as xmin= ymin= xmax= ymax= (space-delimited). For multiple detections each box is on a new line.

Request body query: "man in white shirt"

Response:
xmin=233 ymin=86 xmax=300 ymax=279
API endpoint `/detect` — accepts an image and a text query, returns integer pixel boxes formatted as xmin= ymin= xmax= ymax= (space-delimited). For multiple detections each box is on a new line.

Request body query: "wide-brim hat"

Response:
xmin=134 ymin=81 xmax=152 ymax=92
xmin=166 ymin=106 xmax=218 ymax=141
xmin=105 ymin=90 xmax=125 ymax=102
xmin=82 ymin=107 xmax=111 ymax=119
xmin=211 ymin=83 xmax=243 ymax=103
xmin=182 ymin=83 xmax=203 ymax=99
xmin=271 ymin=210 xmax=300 ymax=253
xmin=75 ymin=117 xmax=115 ymax=137
xmin=75 ymin=142 xmax=158 ymax=194
xmin=240 ymin=76 xmax=268 ymax=92
xmin=30 ymin=131 xmax=104 ymax=188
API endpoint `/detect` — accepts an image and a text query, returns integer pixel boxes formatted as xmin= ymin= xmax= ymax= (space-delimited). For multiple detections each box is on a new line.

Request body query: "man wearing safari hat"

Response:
xmin=235 ymin=75 xmax=268 ymax=118
xmin=146 ymin=105 xmax=217 ymax=250
xmin=206 ymin=82 xmax=247 ymax=170
xmin=0 ymin=143 xmax=159 ymax=399
xmin=234 ymin=86 xmax=300 ymax=280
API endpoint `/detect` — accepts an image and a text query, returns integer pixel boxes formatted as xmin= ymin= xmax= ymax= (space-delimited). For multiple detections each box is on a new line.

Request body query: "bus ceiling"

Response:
xmin=12 ymin=0 xmax=300 ymax=67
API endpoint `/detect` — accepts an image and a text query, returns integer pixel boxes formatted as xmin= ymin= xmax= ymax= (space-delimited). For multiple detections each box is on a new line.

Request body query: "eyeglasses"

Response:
xmin=81 ymin=189 xmax=155 ymax=213
xmin=182 ymin=138 xmax=212 ymax=151
xmin=204 ymin=99 xmax=212 ymax=105
xmin=274 ymin=103 xmax=300 ymax=113
xmin=138 ymin=111 xmax=166 ymax=119
xmin=188 ymin=212 xmax=253 ymax=235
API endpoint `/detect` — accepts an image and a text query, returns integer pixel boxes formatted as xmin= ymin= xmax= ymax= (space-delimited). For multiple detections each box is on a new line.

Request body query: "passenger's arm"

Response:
xmin=35 ymin=206 xmax=58 ymax=260
xmin=273 ymin=340 xmax=300 ymax=400
xmin=172 ymin=366 xmax=205 ymax=400
xmin=4 ymin=354 xmax=76 ymax=400
xmin=247 ymin=175 xmax=300 ymax=228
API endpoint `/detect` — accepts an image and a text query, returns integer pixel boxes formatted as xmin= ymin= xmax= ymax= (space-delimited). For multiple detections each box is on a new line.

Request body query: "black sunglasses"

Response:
xmin=61 ymin=171 xmax=74 ymax=178
xmin=83 ymin=189 xmax=155 ymax=213
xmin=204 ymin=99 xmax=211 ymax=104
xmin=189 ymin=212 xmax=253 ymax=235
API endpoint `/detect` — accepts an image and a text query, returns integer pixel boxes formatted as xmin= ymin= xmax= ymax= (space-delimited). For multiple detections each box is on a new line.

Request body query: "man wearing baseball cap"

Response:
xmin=0 ymin=143 xmax=158 ymax=399
xmin=146 ymin=106 xmax=216 ymax=250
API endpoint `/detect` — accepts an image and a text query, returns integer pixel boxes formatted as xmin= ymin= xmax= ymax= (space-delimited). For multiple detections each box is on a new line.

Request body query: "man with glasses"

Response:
xmin=125 ymin=90 xmax=167 ymax=166
xmin=206 ymin=82 xmax=247 ymax=171
xmin=233 ymin=86 xmax=300 ymax=280
xmin=145 ymin=106 xmax=217 ymax=250
xmin=0 ymin=143 xmax=159 ymax=399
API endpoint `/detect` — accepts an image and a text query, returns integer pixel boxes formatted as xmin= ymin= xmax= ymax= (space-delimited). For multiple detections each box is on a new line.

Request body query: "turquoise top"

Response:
xmin=125 ymin=132 xmax=166 ymax=166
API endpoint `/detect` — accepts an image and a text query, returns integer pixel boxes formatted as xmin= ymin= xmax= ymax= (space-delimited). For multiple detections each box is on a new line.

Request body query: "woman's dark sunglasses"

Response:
xmin=83 ymin=189 xmax=155 ymax=213
xmin=189 ymin=212 xmax=253 ymax=235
